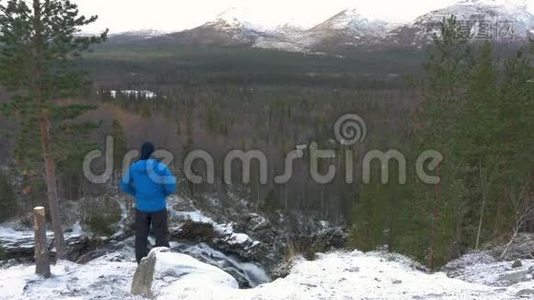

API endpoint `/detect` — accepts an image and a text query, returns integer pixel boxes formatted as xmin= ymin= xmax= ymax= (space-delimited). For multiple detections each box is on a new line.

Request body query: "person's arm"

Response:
xmin=120 ymin=167 xmax=136 ymax=196
xmin=161 ymin=164 xmax=177 ymax=197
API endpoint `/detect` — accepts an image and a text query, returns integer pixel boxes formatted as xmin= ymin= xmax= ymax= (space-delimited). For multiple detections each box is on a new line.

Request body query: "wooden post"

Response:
xmin=34 ymin=206 xmax=51 ymax=278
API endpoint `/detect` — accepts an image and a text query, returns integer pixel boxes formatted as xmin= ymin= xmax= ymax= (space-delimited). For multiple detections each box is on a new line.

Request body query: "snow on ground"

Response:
xmin=445 ymin=252 xmax=534 ymax=286
xmin=0 ymin=252 xmax=137 ymax=300
xmin=1 ymin=249 xmax=533 ymax=300
xmin=161 ymin=250 xmax=532 ymax=300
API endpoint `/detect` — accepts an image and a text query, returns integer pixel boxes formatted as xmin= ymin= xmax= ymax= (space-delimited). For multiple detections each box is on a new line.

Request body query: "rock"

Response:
xmin=131 ymin=247 xmax=238 ymax=298
xmin=0 ymin=226 xmax=92 ymax=262
xmin=442 ymin=252 xmax=497 ymax=278
xmin=172 ymin=220 xmax=215 ymax=241
xmin=490 ymin=233 xmax=534 ymax=260
xmin=131 ymin=250 xmax=157 ymax=298
xmin=171 ymin=196 xmax=196 ymax=212
xmin=497 ymin=270 xmax=531 ymax=285
xmin=167 ymin=194 xmax=349 ymax=281
xmin=345 ymin=266 xmax=359 ymax=272
xmin=154 ymin=248 xmax=238 ymax=297
xmin=516 ymin=289 xmax=534 ymax=297
xmin=512 ymin=259 xmax=522 ymax=268
xmin=240 ymin=213 xmax=271 ymax=232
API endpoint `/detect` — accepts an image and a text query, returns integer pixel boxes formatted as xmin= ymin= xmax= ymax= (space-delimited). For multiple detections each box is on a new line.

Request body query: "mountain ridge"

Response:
xmin=108 ymin=0 xmax=534 ymax=52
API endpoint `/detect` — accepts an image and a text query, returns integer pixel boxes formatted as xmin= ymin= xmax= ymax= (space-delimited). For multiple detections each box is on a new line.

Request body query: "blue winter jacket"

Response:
xmin=120 ymin=159 xmax=177 ymax=212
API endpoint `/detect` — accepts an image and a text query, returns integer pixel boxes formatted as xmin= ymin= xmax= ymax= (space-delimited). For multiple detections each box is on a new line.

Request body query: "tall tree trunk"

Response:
xmin=320 ymin=186 xmax=325 ymax=219
xmin=388 ymin=194 xmax=396 ymax=252
xmin=39 ymin=111 xmax=67 ymax=259
xmin=475 ymin=166 xmax=488 ymax=250
xmin=428 ymin=167 xmax=441 ymax=269
xmin=33 ymin=0 xmax=66 ymax=260
xmin=284 ymin=184 xmax=288 ymax=211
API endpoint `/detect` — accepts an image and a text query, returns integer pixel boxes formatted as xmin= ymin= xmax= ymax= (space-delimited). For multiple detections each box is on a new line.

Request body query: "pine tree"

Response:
xmin=453 ymin=42 xmax=500 ymax=250
xmin=111 ymin=119 xmax=127 ymax=175
xmin=0 ymin=0 xmax=107 ymax=258
xmin=413 ymin=16 xmax=472 ymax=268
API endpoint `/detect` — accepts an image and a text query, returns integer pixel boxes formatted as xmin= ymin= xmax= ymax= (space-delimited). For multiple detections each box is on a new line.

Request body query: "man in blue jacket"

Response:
xmin=120 ymin=142 xmax=177 ymax=263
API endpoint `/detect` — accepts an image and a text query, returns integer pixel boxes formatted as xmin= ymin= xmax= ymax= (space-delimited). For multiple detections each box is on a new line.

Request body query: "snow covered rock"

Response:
xmin=171 ymin=242 xmax=271 ymax=288
xmin=490 ymin=233 xmax=534 ymax=260
xmin=516 ymin=288 xmax=534 ymax=297
xmin=442 ymin=251 xmax=498 ymax=278
xmin=131 ymin=247 xmax=239 ymax=298
xmin=166 ymin=196 xmax=262 ymax=261
xmin=131 ymin=251 xmax=157 ymax=297
xmin=444 ymin=250 xmax=534 ymax=289
xmin=497 ymin=269 xmax=532 ymax=285
xmin=149 ymin=247 xmax=238 ymax=299
xmin=0 ymin=224 xmax=89 ymax=261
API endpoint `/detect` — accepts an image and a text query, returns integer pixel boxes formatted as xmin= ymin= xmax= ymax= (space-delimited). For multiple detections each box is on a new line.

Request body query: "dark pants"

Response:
xmin=135 ymin=209 xmax=169 ymax=263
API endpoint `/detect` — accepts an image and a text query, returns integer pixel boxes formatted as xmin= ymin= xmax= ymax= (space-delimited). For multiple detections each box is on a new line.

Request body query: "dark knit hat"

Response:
xmin=140 ymin=142 xmax=155 ymax=160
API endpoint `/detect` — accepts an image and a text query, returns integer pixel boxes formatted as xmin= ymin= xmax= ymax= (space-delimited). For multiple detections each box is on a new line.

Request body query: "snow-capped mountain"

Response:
xmin=200 ymin=7 xmax=268 ymax=35
xmin=254 ymin=20 xmax=309 ymax=52
xmin=388 ymin=0 xmax=534 ymax=46
xmin=255 ymin=9 xmax=391 ymax=52
xmin=165 ymin=8 xmax=271 ymax=46
xmin=275 ymin=21 xmax=306 ymax=36
xmin=306 ymin=9 xmax=391 ymax=50
xmin=309 ymin=9 xmax=389 ymax=38
xmin=106 ymin=1 xmax=534 ymax=52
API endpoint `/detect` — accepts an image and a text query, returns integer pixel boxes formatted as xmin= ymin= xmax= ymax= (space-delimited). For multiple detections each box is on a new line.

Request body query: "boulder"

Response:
xmin=131 ymin=251 xmax=157 ymax=298
xmin=172 ymin=220 xmax=215 ymax=241
xmin=497 ymin=270 xmax=531 ymax=285
xmin=516 ymin=289 xmax=534 ymax=297
xmin=512 ymin=259 xmax=522 ymax=268
xmin=239 ymin=213 xmax=271 ymax=232
xmin=130 ymin=247 xmax=238 ymax=298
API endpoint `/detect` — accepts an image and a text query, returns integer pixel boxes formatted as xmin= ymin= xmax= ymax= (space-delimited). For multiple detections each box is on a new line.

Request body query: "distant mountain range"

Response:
xmin=107 ymin=0 xmax=534 ymax=53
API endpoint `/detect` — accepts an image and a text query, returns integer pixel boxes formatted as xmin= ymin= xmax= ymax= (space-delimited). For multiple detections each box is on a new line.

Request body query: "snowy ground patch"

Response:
xmin=0 ymin=252 xmax=136 ymax=300
xmin=2 ymin=249 xmax=533 ymax=299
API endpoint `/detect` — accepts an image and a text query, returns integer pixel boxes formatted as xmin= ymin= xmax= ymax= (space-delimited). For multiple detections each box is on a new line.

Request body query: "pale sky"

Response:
xmin=74 ymin=0 xmax=533 ymax=33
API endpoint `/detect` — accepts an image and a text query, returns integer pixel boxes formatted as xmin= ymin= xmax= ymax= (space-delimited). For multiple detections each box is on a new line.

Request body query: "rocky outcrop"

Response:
xmin=0 ymin=225 xmax=91 ymax=262
xmin=443 ymin=251 xmax=534 ymax=288
xmin=497 ymin=269 xmax=533 ymax=286
xmin=516 ymin=289 xmax=534 ymax=297
xmin=166 ymin=195 xmax=347 ymax=281
xmin=488 ymin=233 xmax=534 ymax=261
xmin=130 ymin=247 xmax=238 ymax=298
